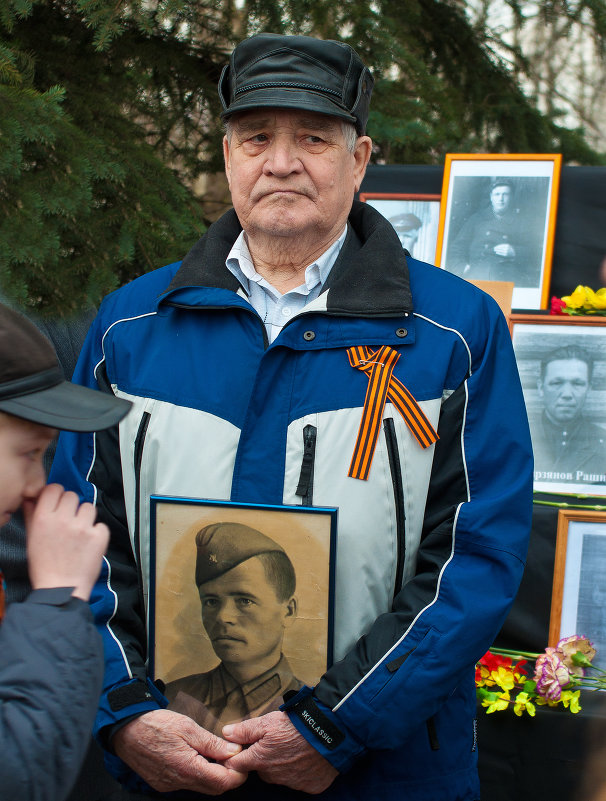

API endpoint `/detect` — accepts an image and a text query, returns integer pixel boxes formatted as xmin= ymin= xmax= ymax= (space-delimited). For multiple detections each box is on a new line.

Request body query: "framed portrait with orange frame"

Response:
xmin=359 ymin=192 xmax=441 ymax=264
xmin=435 ymin=154 xmax=562 ymax=310
xmin=148 ymin=495 xmax=337 ymax=736
xmin=549 ymin=509 xmax=606 ymax=671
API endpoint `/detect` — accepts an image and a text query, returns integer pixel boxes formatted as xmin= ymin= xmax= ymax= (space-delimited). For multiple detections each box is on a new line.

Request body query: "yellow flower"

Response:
xmin=476 ymin=663 xmax=491 ymax=686
xmin=482 ymin=691 xmax=510 ymax=714
xmin=490 ymin=665 xmax=515 ymax=691
xmin=589 ymin=288 xmax=606 ymax=310
xmin=535 ymin=696 xmax=559 ymax=708
xmin=513 ymin=692 xmax=536 ymax=717
xmin=561 ymin=690 xmax=582 ymax=713
xmin=562 ymin=285 xmax=590 ymax=309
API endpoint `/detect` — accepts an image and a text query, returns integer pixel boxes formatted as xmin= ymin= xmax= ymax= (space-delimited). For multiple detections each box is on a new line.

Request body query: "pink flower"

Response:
xmin=534 ymin=651 xmax=571 ymax=701
xmin=556 ymin=636 xmax=596 ymax=675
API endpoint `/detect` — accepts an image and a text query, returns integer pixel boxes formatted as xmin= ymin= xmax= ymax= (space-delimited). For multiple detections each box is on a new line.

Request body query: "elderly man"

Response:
xmin=51 ymin=33 xmax=533 ymax=801
xmin=165 ymin=523 xmax=301 ymax=735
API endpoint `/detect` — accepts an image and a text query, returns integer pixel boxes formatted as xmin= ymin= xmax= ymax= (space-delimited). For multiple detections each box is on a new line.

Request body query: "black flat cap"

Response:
xmin=0 ymin=303 xmax=131 ymax=432
xmin=219 ymin=33 xmax=374 ymax=135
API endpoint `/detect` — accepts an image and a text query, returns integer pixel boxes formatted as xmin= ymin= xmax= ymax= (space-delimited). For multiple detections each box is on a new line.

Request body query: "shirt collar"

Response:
xmin=226 ymin=227 xmax=348 ymax=297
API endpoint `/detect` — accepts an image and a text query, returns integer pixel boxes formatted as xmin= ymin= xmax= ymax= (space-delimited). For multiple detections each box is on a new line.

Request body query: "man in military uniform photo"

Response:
xmin=164 ymin=523 xmax=302 ymax=736
xmin=447 ymin=177 xmax=538 ymax=285
xmin=387 ymin=212 xmax=423 ymax=256
xmin=532 ymin=345 xmax=606 ymax=482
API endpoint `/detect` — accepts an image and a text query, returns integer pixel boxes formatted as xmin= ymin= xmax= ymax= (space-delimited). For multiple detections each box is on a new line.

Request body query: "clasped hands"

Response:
xmin=113 ymin=708 xmax=338 ymax=796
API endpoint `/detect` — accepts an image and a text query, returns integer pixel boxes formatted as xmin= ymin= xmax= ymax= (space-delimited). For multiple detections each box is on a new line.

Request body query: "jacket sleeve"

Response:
xmin=283 ymin=304 xmax=534 ymax=772
xmin=49 ymin=308 xmax=165 ymax=774
xmin=0 ymin=589 xmax=104 ymax=801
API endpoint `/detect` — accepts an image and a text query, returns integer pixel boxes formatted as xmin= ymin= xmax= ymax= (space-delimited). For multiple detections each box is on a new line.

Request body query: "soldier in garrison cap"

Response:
xmin=164 ymin=523 xmax=302 ymax=736
xmin=388 ymin=212 xmax=422 ymax=256
xmin=447 ymin=176 xmax=540 ymax=285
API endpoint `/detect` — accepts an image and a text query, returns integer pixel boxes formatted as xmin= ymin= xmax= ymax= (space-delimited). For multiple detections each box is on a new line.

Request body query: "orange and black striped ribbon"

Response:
xmin=347 ymin=345 xmax=439 ymax=480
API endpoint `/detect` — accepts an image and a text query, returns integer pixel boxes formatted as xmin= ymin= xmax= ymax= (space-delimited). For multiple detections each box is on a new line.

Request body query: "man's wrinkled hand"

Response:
xmin=112 ymin=709 xmax=247 ymax=795
xmin=223 ymin=711 xmax=338 ymax=794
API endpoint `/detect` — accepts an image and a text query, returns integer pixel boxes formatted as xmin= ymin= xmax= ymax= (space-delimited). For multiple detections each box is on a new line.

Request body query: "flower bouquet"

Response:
xmin=476 ymin=636 xmax=606 ymax=717
xmin=550 ymin=285 xmax=606 ymax=316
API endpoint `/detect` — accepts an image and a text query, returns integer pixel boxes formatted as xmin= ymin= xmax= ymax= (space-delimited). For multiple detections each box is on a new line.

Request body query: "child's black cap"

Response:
xmin=0 ymin=303 xmax=131 ymax=432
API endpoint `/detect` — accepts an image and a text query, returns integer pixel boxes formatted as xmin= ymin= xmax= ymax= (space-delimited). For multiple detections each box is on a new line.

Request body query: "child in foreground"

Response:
xmin=0 ymin=302 xmax=131 ymax=801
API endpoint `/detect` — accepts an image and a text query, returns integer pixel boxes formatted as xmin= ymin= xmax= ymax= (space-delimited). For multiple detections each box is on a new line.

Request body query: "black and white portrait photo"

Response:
xmin=552 ymin=513 xmax=606 ymax=672
xmin=511 ymin=316 xmax=606 ymax=495
xmin=360 ymin=193 xmax=441 ymax=264
xmin=149 ymin=497 xmax=336 ymax=735
xmin=436 ymin=155 xmax=561 ymax=309
xmin=445 ymin=176 xmax=545 ymax=284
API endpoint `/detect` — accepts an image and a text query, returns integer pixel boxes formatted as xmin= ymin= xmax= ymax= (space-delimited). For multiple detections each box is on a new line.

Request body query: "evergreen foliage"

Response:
xmin=1 ymin=0 xmax=215 ymax=314
xmin=1 ymin=0 xmax=605 ymax=314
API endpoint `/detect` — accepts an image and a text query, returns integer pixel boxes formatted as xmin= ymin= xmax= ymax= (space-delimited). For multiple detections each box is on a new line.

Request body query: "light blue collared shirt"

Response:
xmin=226 ymin=227 xmax=347 ymax=343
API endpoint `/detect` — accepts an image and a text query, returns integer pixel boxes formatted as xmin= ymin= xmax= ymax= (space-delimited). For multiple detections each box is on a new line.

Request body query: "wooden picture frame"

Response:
xmin=510 ymin=313 xmax=606 ymax=496
xmin=359 ymin=192 xmax=441 ymax=264
xmin=148 ymin=496 xmax=337 ymax=735
xmin=435 ymin=154 xmax=562 ymax=310
xmin=550 ymin=509 xmax=606 ymax=670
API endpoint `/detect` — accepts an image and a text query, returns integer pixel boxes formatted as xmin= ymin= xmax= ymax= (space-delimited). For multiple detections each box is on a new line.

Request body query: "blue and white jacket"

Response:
xmin=51 ymin=201 xmax=533 ymax=801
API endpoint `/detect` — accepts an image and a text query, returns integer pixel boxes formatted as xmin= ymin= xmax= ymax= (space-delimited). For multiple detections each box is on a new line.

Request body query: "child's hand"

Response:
xmin=24 ymin=483 xmax=109 ymax=601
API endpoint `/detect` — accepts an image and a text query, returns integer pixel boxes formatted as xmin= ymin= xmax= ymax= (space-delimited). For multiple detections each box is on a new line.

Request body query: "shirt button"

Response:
xmin=282 ymin=306 xmax=292 ymax=317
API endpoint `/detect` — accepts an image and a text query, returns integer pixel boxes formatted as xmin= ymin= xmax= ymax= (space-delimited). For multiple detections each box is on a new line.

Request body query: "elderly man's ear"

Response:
xmin=353 ymin=136 xmax=372 ymax=192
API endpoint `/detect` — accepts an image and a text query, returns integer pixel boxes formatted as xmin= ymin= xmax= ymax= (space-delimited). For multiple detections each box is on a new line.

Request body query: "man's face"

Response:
xmin=0 ymin=414 xmax=55 ymax=526
xmin=538 ymin=359 xmax=590 ymax=425
xmin=223 ymin=109 xmax=371 ymax=246
xmin=490 ymin=185 xmax=511 ymax=215
xmin=397 ymin=228 xmax=420 ymax=251
xmin=199 ymin=555 xmax=295 ymax=672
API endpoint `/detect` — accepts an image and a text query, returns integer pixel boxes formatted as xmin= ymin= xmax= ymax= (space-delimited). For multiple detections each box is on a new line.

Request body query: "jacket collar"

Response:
xmin=161 ymin=200 xmax=413 ymax=316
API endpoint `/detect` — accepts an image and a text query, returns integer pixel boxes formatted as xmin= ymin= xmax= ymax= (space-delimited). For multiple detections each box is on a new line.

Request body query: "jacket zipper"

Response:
xmin=383 ymin=417 xmax=406 ymax=604
xmin=295 ymin=424 xmax=317 ymax=506
xmin=133 ymin=411 xmax=151 ymax=614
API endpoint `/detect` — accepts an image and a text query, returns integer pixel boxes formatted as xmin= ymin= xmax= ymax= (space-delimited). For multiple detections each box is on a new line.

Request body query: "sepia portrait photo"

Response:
xmin=359 ymin=192 xmax=441 ymax=264
xmin=435 ymin=154 xmax=561 ymax=309
xmin=149 ymin=496 xmax=337 ymax=735
xmin=511 ymin=315 xmax=606 ymax=495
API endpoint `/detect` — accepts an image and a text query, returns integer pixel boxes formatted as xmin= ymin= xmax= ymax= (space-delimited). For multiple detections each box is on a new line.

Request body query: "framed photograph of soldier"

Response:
xmin=359 ymin=192 xmax=441 ymax=264
xmin=549 ymin=510 xmax=606 ymax=670
xmin=510 ymin=314 xmax=606 ymax=496
xmin=148 ymin=495 xmax=337 ymax=735
xmin=435 ymin=154 xmax=562 ymax=310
